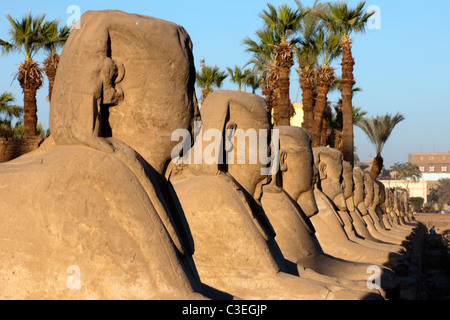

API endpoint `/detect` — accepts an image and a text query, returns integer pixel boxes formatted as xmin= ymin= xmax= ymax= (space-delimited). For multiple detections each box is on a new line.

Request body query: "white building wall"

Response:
xmin=379 ymin=180 xmax=428 ymax=199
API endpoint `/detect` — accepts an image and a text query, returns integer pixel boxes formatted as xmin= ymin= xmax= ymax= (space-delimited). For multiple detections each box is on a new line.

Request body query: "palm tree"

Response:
xmin=0 ymin=92 xmax=23 ymax=120
xmin=196 ymin=65 xmax=227 ymax=103
xmin=328 ymin=105 xmax=366 ymax=150
xmin=243 ymin=28 xmax=277 ymax=116
xmin=356 ymin=112 xmax=405 ymax=180
xmin=327 ymin=77 xmax=363 ymax=149
xmin=295 ymin=0 xmax=326 ymax=139
xmin=243 ymin=70 xmax=261 ymax=94
xmin=259 ymin=3 xmax=305 ymax=126
xmin=319 ymin=1 xmax=374 ymax=166
xmin=0 ymin=92 xmax=23 ymax=138
xmin=311 ymin=29 xmax=341 ymax=147
xmin=226 ymin=65 xmax=250 ymax=92
xmin=0 ymin=13 xmax=55 ymax=137
xmin=42 ymin=21 xmax=70 ymax=102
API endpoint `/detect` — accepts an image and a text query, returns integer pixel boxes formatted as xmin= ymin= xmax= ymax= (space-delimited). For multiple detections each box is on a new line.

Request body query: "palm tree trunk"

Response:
xmin=322 ymin=105 xmax=332 ymax=146
xmin=370 ymin=154 xmax=384 ymax=180
xmin=341 ymin=35 xmax=356 ymax=166
xmin=320 ymin=117 xmax=328 ymax=146
xmin=332 ymin=100 xmax=343 ymax=152
xmin=311 ymin=65 xmax=334 ymax=147
xmin=299 ymin=65 xmax=315 ymax=134
xmin=277 ymin=67 xmax=291 ymax=126
xmin=262 ymin=74 xmax=277 ymax=125
xmin=23 ymin=87 xmax=38 ymax=137
xmin=273 ymin=41 xmax=294 ymax=126
xmin=18 ymin=57 xmax=42 ymax=137
xmin=311 ymin=84 xmax=327 ymax=147
xmin=43 ymin=52 xmax=60 ymax=102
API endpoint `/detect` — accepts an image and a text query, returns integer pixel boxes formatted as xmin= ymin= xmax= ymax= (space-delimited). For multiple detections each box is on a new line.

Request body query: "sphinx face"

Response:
xmin=372 ymin=182 xmax=380 ymax=207
xmin=319 ymin=153 xmax=347 ymax=211
xmin=384 ymin=188 xmax=391 ymax=212
xmin=363 ymin=174 xmax=375 ymax=208
xmin=353 ymin=171 xmax=365 ymax=206
xmin=279 ymin=133 xmax=318 ymax=218
xmin=352 ymin=168 xmax=370 ymax=215
xmin=225 ymin=96 xmax=272 ymax=197
xmin=342 ymin=161 xmax=355 ymax=212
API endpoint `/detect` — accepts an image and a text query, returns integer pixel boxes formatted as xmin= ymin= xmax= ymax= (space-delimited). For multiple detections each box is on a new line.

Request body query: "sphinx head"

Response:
xmin=372 ymin=179 xmax=380 ymax=208
xmin=374 ymin=180 xmax=387 ymax=213
xmin=50 ymin=10 xmax=197 ymax=175
xmin=353 ymin=167 xmax=368 ymax=215
xmin=312 ymin=147 xmax=347 ymax=211
xmin=385 ymin=188 xmax=396 ymax=218
xmin=198 ymin=90 xmax=272 ymax=198
xmin=363 ymin=172 xmax=375 ymax=209
xmin=276 ymin=126 xmax=318 ymax=218
xmin=342 ymin=160 xmax=355 ymax=212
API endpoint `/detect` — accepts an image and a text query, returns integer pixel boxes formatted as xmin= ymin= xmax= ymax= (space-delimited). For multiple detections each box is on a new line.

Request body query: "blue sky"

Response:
xmin=1 ymin=0 xmax=449 ymax=167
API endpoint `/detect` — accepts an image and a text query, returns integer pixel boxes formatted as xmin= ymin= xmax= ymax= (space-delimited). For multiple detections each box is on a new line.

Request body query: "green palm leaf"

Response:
xmin=356 ymin=112 xmax=405 ymax=156
xmin=0 ymin=92 xmax=23 ymax=121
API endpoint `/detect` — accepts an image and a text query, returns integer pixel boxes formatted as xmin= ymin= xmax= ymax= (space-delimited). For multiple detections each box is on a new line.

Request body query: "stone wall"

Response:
xmin=0 ymin=137 xmax=45 ymax=163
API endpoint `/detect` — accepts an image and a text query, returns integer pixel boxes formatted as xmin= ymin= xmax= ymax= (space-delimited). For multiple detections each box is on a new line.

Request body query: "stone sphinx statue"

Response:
xmin=385 ymin=188 xmax=412 ymax=233
xmin=261 ymin=126 xmax=399 ymax=296
xmin=0 ymin=10 xmax=207 ymax=299
xmin=351 ymin=167 xmax=384 ymax=243
xmin=396 ymin=190 xmax=415 ymax=225
xmin=385 ymin=187 xmax=394 ymax=216
xmin=362 ymin=173 xmax=407 ymax=246
xmin=374 ymin=181 xmax=395 ymax=230
xmin=374 ymin=180 xmax=413 ymax=239
xmin=350 ymin=168 xmax=405 ymax=252
xmin=340 ymin=163 xmax=405 ymax=256
xmin=310 ymin=147 xmax=405 ymax=270
xmin=169 ymin=91 xmax=379 ymax=299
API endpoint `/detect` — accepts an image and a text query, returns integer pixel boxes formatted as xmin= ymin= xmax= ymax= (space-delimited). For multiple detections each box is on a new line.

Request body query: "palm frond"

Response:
xmin=196 ymin=65 xmax=227 ymax=91
xmin=4 ymin=12 xmax=53 ymax=58
xmin=41 ymin=20 xmax=70 ymax=54
xmin=319 ymin=1 xmax=374 ymax=37
xmin=0 ymin=92 xmax=23 ymax=120
xmin=356 ymin=112 xmax=405 ymax=156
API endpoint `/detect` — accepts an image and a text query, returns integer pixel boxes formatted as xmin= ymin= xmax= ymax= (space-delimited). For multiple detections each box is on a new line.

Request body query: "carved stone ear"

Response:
xmin=279 ymin=150 xmax=288 ymax=172
xmin=114 ymin=59 xmax=125 ymax=83
xmin=225 ymin=121 xmax=237 ymax=139
xmin=102 ymin=58 xmax=124 ymax=105
xmin=319 ymin=162 xmax=327 ymax=180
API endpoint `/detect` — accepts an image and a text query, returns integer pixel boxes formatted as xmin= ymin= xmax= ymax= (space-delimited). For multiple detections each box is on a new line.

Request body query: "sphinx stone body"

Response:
xmin=349 ymin=168 xmax=406 ymax=254
xmin=341 ymin=163 xmax=402 ymax=252
xmin=260 ymin=126 xmax=399 ymax=295
xmin=0 ymin=10 xmax=207 ymax=300
xmin=170 ymin=91 xmax=379 ymax=300
xmin=310 ymin=147 xmax=405 ymax=269
xmin=375 ymin=181 xmax=412 ymax=239
xmin=362 ymin=173 xmax=407 ymax=246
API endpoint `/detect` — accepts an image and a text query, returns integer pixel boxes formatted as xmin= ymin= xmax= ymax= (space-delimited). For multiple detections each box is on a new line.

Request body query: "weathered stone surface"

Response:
xmin=311 ymin=147 xmax=405 ymax=269
xmin=170 ymin=91 xmax=381 ymax=300
xmin=261 ymin=126 xmax=389 ymax=295
xmin=0 ymin=9 xmax=429 ymax=301
xmin=0 ymin=10 xmax=205 ymax=300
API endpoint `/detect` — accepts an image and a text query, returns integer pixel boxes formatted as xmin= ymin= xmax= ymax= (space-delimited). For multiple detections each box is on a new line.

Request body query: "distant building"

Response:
xmin=269 ymin=102 xmax=304 ymax=127
xmin=381 ymin=152 xmax=450 ymax=203
xmin=379 ymin=179 xmax=433 ymax=201
xmin=408 ymin=152 xmax=450 ymax=181
xmin=290 ymin=103 xmax=304 ymax=127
